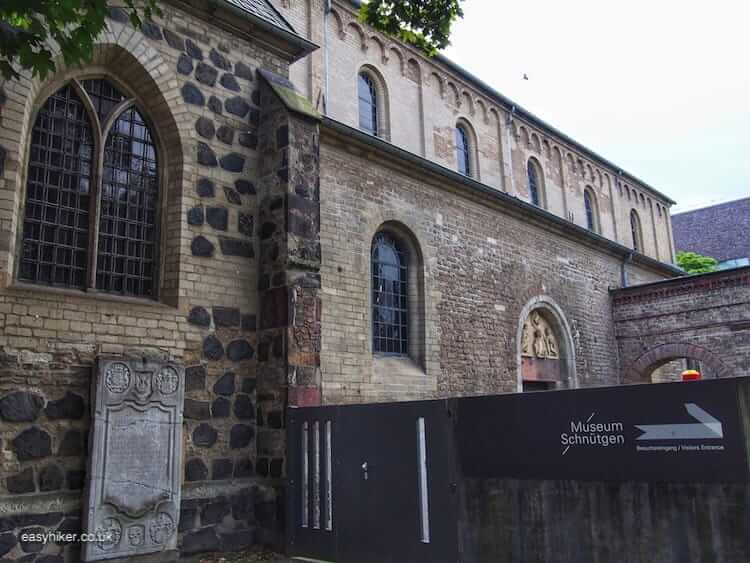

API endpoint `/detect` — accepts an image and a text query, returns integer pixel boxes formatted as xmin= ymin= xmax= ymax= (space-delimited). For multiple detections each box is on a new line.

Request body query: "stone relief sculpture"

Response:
xmin=83 ymin=357 xmax=184 ymax=561
xmin=521 ymin=311 xmax=560 ymax=360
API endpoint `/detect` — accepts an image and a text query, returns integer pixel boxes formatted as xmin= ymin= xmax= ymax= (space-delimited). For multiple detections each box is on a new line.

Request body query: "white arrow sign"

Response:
xmin=636 ymin=403 xmax=723 ymax=440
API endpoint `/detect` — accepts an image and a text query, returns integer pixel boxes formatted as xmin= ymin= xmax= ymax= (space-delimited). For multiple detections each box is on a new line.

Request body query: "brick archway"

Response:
xmin=628 ymin=342 xmax=731 ymax=382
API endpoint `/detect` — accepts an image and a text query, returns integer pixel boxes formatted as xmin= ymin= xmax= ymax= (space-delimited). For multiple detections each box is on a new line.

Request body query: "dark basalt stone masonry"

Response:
xmin=254 ymin=69 xmax=323 ymax=493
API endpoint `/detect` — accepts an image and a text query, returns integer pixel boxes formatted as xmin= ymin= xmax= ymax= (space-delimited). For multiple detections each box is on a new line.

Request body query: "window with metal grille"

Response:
xmin=455 ymin=125 xmax=471 ymax=176
xmin=20 ymin=78 xmax=160 ymax=298
xmin=358 ymin=73 xmax=378 ymax=136
xmin=584 ymin=189 xmax=597 ymax=232
xmin=630 ymin=210 xmax=642 ymax=252
xmin=372 ymin=232 xmax=408 ymax=355
xmin=527 ymin=160 xmax=541 ymax=207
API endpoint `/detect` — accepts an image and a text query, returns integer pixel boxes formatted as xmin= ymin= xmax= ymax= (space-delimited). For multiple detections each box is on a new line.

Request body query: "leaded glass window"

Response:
xmin=372 ymin=233 xmax=408 ymax=355
xmin=20 ymin=78 xmax=160 ymax=298
xmin=358 ymin=73 xmax=378 ymax=136
xmin=630 ymin=210 xmax=642 ymax=252
xmin=584 ymin=190 xmax=596 ymax=232
xmin=527 ymin=160 xmax=541 ymax=206
xmin=455 ymin=125 xmax=471 ymax=176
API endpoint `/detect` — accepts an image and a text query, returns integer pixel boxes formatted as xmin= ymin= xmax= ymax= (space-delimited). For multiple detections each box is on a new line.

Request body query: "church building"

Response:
xmin=1 ymin=0 xmax=726 ymax=560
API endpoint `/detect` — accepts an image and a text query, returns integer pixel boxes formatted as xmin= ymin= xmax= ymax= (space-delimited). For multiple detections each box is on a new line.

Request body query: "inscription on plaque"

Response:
xmin=83 ymin=357 xmax=184 ymax=561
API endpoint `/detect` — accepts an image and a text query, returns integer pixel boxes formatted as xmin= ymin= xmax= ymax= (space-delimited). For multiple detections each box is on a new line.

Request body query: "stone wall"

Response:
xmin=271 ymin=0 xmax=676 ymax=265
xmin=612 ymin=265 xmax=750 ymax=383
xmin=318 ymin=123 xmax=674 ymax=404
xmin=0 ymin=4 xmax=300 ymax=560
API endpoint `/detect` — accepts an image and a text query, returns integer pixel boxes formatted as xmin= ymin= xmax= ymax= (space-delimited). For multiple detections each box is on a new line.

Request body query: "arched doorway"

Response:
xmin=516 ymin=296 xmax=577 ymax=392
xmin=628 ymin=342 xmax=731 ymax=383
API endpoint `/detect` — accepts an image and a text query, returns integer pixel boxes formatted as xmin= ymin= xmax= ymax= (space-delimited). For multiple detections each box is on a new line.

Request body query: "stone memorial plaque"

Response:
xmin=83 ymin=358 xmax=184 ymax=561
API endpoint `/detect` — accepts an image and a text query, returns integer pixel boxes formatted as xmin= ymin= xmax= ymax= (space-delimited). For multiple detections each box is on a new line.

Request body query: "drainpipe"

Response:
xmin=323 ymin=0 xmax=331 ymax=115
xmin=621 ymin=251 xmax=633 ymax=288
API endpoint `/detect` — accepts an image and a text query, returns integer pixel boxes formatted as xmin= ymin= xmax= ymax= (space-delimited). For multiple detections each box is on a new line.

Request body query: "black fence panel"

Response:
xmin=287 ymin=378 xmax=750 ymax=562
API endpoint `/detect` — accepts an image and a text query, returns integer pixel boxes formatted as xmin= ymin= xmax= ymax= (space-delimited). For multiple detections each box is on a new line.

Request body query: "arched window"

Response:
xmin=630 ymin=210 xmax=643 ymax=252
xmin=584 ymin=188 xmax=599 ymax=232
xmin=358 ymin=72 xmax=378 ymax=136
xmin=455 ymin=125 xmax=471 ymax=176
xmin=20 ymin=78 xmax=160 ymax=298
xmin=371 ymin=232 xmax=408 ymax=355
xmin=527 ymin=159 xmax=542 ymax=207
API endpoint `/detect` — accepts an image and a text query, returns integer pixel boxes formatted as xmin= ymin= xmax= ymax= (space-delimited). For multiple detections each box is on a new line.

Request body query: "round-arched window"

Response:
xmin=20 ymin=78 xmax=160 ymax=297
xmin=527 ymin=159 xmax=542 ymax=207
xmin=371 ymin=232 xmax=408 ymax=355
xmin=630 ymin=209 xmax=643 ymax=252
xmin=584 ymin=189 xmax=598 ymax=232
xmin=358 ymin=73 xmax=378 ymax=136
xmin=455 ymin=125 xmax=471 ymax=176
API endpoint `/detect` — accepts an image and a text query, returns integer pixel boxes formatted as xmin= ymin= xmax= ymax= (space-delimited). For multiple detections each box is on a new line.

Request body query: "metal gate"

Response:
xmin=287 ymin=400 xmax=458 ymax=563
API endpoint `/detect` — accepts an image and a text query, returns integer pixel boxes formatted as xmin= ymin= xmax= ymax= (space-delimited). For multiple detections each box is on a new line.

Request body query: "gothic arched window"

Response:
xmin=372 ymin=232 xmax=409 ymax=355
xmin=584 ymin=188 xmax=598 ymax=232
xmin=20 ymin=78 xmax=160 ymax=298
xmin=358 ymin=72 xmax=378 ymax=136
xmin=455 ymin=125 xmax=471 ymax=176
xmin=527 ymin=159 xmax=542 ymax=207
xmin=630 ymin=209 xmax=643 ymax=252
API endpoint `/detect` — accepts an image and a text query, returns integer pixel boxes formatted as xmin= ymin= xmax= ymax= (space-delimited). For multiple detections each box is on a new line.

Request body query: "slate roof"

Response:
xmin=224 ymin=0 xmax=296 ymax=34
xmin=672 ymin=197 xmax=750 ymax=262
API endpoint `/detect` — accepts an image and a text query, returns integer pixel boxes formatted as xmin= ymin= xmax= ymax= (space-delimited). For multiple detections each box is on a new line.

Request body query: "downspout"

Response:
xmin=323 ymin=0 xmax=331 ymax=115
xmin=621 ymin=251 xmax=634 ymax=288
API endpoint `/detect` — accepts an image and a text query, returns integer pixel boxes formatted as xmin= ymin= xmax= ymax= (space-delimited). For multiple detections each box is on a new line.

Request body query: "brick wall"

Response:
xmin=318 ymin=124 xmax=672 ymax=404
xmin=612 ymin=266 xmax=750 ymax=383
xmin=0 ymin=4 xmax=295 ymax=560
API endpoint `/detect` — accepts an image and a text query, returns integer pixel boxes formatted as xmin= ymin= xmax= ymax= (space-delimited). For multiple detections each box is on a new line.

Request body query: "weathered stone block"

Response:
xmin=219 ymin=153 xmax=245 ymax=173
xmin=233 ymin=395 xmax=254 ymax=420
xmin=13 ymin=427 xmax=52 ymax=461
xmin=181 ymin=527 xmax=219 ymax=555
xmin=185 ymin=38 xmax=203 ymax=60
xmin=192 ymin=423 xmax=218 ymax=448
xmin=212 ymin=306 xmax=239 ymax=327
xmin=220 ymin=237 xmax=253 ymax=258
xmin=58 ymin=429 xmax=85 ymax=457
xmin=39 ymin=464 xmax=64 ymax=492
xmin=186 ymin=365 xmax=207 ymax=391
xmin=210 ymin=49 xmax=231 ymax=70
xmin=235 ymin=62 xmax=254 ymax=81
xmin=229 ymin=425 xmax=254 ymax=449
xmin=197 ymin=142 xmax=218 ymax=166
xmin=195 ymin=117 xmax=215 ymax=139
xmin=188 ymin=306 xmax=211 ymax=327
xmin=227 ymin=340 xmax=254 ymax=362
xmin=187 ymin=206 xmax=205 ymax=226
xmin=184 ymin=399 xmax=210 ymax=420
xmin=220 ymin=73 xmax=240 ymax=92
xmin=213 ymin=372 xmax=235 ymax=396
xmin=195 ymin=62 xmax=218 ymax=87
xmin=0 ymin=391 xmax=44 ymax=422
xmin=163 ymin=28 xmax=184 ymax=51
xmin=196 ymin=178 xmax=215 ymax=198
xmin=6 ymin=468 xmax=35 ymax=493
xmin=45 ymin=392 xmax=84 ymax=420
xmin=203 ymin=335 xmax=224 ymax=361
xmin=191 ymin=236 xmax=215 ymax=257
xmin=181 ymin=82 xmax=205 ymax=106
xmin=211 ymin=397 xmax=230 ymax=418
xmin=185 ymin=458 xmax=208 ymax=482
xmin=206 ymin=207 xmax=229 ymax=231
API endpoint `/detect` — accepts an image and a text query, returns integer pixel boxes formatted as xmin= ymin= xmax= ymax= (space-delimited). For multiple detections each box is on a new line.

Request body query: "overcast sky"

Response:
xmin=442 ymin=0 xmax=750 ymax=213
